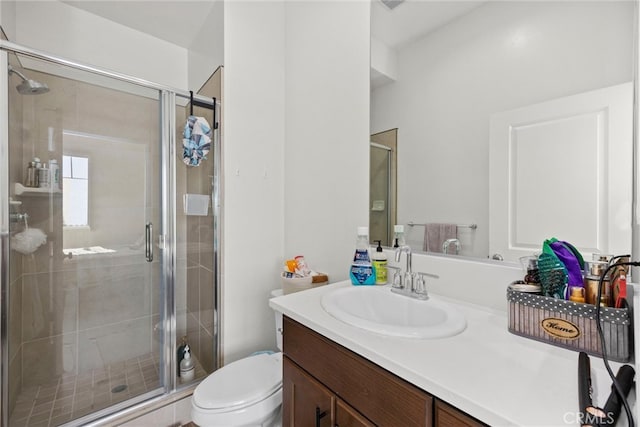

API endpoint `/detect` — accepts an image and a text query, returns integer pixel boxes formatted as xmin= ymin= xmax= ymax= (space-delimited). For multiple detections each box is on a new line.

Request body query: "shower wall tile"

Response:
xmin=21 ymin=271 xmax=77 ymax=341
xmin=151 ymin=313 xmax=163 ymax=357
xmin=8 ymin=346 xmax=22 ymax=414
xmin=175 ymin=263 xmax=187 ymax=316
xmin=10 ymin=276 xmax=22 ymax=361
xmin=175 ymin=309 xmax=187 ymax=342
xmin=77 ymin=264 xmax=150 ymax=330
xmin=199 ymin=217 xmax=215 ymax=271
xmin=186 ymin=266 xmax=199 ymax=315
xmin=186 ymin=312 xmax=200 ymax=363
xmin=199 ymin=267 xmax=214 ymax=333
xmin=22 ymin=332 xmax=77 ymax=387
xmin=74 ymin=84 xmax=157 ymax=141
xmin=199 ymin=329 xmax=214 ymax=373
xmin=186 ymin=216 xmax=200 ymax=266
xmin=77 ymin=317 xmax=152 ymax=373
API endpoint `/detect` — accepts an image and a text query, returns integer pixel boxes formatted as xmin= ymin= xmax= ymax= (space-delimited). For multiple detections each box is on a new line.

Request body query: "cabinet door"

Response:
xmin=435 ymin=400 xmax=485 ymax=427
xmin=335 ymin=399 xmax=375 ymax=427
xmin=283 ymin=356 xmax=334 ymax=427
xmin=285 ymin=317 xmax=432 ymax=426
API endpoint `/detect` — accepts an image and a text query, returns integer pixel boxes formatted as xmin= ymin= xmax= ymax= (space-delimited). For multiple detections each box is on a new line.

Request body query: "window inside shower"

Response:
xmin=62 ymin=154 xmax=89 ymax=228
xmin=3 ymin=47 xmax=220 ymax=427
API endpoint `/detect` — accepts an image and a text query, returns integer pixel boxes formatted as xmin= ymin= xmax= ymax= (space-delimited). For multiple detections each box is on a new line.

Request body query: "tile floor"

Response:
xmin=8 ymin=352 xmax=203 ymax=427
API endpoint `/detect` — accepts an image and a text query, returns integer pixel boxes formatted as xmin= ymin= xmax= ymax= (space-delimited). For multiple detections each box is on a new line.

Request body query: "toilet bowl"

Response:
xmin=191 ymin=352 xmax=282 ymax=427
xmin=191 ymin=290 xmax=284 ymax=427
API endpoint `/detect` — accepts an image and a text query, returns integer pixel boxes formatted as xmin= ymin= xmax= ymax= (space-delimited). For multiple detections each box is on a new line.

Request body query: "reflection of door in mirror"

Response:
xmin=370 ymin=129 xmax=397 ymax=246
xmin=489 ymin=82 xmax=633 ymax=261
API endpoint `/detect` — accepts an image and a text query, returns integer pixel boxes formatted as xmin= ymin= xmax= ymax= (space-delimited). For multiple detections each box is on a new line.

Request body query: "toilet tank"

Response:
xmin=270 ymin=289 xmax=284 ymax=351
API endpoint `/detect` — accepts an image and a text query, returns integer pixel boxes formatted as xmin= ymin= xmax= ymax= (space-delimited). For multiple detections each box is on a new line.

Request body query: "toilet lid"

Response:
xmin=193 ymin=352 xmax=282 ymax=410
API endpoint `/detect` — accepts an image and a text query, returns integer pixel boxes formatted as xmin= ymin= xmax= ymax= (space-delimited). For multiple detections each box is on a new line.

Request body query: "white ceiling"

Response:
xmin=61 ymin=0 xmax=483 ymax=53
xmin=61 ymin=0 xmax=218 ymax=49
xmin=371 ymin=0 xmax=485 ymax=49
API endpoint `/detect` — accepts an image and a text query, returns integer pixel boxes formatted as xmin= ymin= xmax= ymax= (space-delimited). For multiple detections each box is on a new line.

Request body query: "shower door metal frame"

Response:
xmin=0 ymin=49 xmax=11 ymax=427
xmin=0 ymin=40 xmax=220 ymax=427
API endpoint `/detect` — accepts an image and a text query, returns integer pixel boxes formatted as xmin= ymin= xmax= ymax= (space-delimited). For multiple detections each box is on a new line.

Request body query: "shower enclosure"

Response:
xmin=0 ymin=41 xmax=220 ymax=426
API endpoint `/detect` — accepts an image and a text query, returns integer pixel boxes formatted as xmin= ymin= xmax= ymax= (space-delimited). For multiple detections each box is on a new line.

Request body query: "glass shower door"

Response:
xmin=4 ymin=53 xmax=166 ymax=427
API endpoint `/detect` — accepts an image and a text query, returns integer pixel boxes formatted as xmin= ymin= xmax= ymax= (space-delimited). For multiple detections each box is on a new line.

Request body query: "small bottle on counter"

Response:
xmin=372 ymin=240 xmax=388 ymax=285
xmin=349 ymin=227 xmax=376 ymax=286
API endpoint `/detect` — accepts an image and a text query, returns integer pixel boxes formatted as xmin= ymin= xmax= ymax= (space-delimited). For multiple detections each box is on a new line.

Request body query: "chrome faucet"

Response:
xmin=392 ymin=245 xmax=439 ymax=300
xmin=394 ymin=245 xmax=413 ymax=290
xmin=442 ymin=238 xmax=461 ymax=255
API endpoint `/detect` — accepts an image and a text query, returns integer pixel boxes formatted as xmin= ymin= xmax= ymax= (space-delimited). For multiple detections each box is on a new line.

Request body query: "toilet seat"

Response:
xmin=193 ymin=352 xmax=282 ymax=412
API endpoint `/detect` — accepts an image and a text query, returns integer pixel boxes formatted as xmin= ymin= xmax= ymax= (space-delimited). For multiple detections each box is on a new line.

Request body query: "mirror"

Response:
xmin=370 ymin=0 xmax=636 ymax=262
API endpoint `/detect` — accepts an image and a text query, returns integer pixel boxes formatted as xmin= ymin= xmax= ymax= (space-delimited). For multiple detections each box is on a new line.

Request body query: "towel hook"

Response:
xmin=189 ymin=90 xmax=194 ymax=116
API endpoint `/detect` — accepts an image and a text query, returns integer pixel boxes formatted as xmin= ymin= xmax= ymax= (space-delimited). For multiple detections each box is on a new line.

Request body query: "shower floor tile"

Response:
xmin=8 ymin=352 xmax=204 ymax=427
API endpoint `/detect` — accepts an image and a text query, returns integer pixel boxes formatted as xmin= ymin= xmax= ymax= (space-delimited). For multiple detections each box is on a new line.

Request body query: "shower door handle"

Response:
xmin=145 ymin=222 xmax=153 ymax=262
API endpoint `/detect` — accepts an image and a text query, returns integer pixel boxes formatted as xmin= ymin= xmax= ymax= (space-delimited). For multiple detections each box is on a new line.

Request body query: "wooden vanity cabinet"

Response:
xmin=283 ymin=357 xmax=374 ymax=427
xmin=335 ymin=399 xmax=376 ymax=427
xmin=283 ymin=316 xmax=485 ymax=427
xmin=434 ymin=400 xmax=484 ymax=427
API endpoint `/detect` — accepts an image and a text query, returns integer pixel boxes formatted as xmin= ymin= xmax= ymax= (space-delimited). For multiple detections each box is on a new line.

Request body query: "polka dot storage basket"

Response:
xmin=507 ymin=288 xmax=632 ymax=362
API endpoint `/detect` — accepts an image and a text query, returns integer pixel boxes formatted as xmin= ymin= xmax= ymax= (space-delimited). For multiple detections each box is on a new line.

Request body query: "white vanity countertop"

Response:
xmin=270 ymin=280 xmax=636 ymax=427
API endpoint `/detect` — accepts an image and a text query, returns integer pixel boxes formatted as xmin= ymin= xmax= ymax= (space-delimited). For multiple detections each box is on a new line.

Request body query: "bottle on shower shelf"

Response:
xmin=38 ymin=162 xmax=50 ymax=188
xmin=25 ymin=161 xmax=38 ymax=187
xmin=49 ymin=159 xmax=59 ymax=190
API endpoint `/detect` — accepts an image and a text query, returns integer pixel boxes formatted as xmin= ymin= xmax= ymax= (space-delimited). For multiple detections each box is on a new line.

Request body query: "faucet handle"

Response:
xmin=413 ymin=272 xmax=432 ymax=300
xmin=387 ymin=266 xmax=402 ymax=289
xmin=404 ymin=271 xmax=414 ymax=292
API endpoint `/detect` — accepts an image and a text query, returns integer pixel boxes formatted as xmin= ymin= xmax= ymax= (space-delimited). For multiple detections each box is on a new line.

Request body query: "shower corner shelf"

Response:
xmin=14 ymin=183 xmax=61 ymax=196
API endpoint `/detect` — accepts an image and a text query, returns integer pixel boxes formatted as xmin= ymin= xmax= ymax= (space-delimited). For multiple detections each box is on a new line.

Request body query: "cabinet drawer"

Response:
xmin=435 ymin=400 xmax=486 ymax=427
xmin=284 ymin=316 xmax=433 ymax=427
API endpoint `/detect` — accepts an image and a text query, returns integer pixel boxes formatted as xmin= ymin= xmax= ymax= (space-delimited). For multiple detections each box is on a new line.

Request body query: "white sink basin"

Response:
xmin=321 ymin=285 xmax=466 ymax=339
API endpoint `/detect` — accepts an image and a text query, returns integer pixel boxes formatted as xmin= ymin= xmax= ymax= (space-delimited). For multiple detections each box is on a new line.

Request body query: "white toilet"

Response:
xmin=191 ymin=290 xmax=284 ymax=427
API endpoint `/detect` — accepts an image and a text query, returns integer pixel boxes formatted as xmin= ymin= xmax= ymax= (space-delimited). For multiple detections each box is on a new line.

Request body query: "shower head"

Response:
xmin=8 ymin=65 xmax=49 ymax=95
